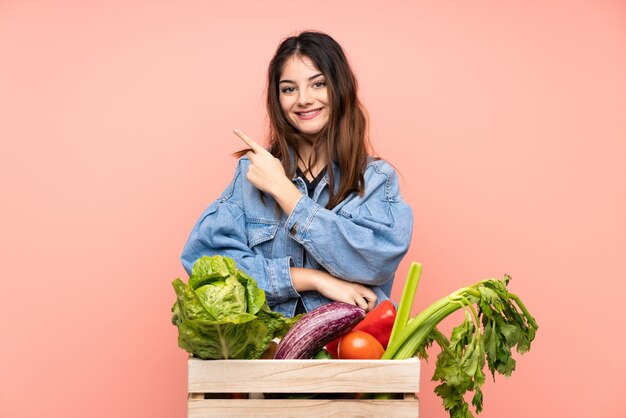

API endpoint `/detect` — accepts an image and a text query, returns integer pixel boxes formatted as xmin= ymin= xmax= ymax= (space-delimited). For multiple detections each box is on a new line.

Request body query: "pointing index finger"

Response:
xmin=233 ymin=128 xmax=261 ymax=152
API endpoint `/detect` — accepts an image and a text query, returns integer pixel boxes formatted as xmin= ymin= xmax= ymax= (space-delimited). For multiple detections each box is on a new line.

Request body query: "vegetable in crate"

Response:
xmin=384 ymin=263 xmax=539 ymax=418
xmin=338 ymin=330 xmax=385 ymax=359
xmin=274 ymin=302 xmax=365 ymax=359
xmin=171 ymin=255 xmax=298 ymax=359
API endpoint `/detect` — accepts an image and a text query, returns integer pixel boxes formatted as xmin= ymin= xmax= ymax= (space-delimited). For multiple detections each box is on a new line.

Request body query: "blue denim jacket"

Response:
xmin=181 ymin=156 xmax=413 ymax=317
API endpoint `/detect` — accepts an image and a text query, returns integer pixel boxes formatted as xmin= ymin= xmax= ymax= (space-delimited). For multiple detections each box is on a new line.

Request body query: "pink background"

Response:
xmin=1 ymin=1 xmax=625 ymax=417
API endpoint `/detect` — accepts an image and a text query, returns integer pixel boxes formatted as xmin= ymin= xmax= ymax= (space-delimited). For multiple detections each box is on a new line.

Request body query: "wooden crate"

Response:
xmin=188 ymin=357 xmax=420 ymax=417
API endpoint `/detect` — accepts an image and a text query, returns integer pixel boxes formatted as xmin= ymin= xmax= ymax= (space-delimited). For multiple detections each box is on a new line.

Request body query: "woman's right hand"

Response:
xmin=233 ymin=128 xmax=302 ymax=215
xmin=291 ymin=267 xmax=377 ymax=312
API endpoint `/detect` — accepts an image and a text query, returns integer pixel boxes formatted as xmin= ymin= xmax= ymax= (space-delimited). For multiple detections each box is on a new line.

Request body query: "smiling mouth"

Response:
xmin=295 ymin=108 xmax=323 ymax=120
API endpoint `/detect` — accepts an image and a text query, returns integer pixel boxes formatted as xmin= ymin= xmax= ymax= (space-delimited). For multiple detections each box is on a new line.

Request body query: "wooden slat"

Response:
xmin=188 ymin=358 xmax=420 ymax=393
xmin=188 ymin=398 xmax=419 ymax=418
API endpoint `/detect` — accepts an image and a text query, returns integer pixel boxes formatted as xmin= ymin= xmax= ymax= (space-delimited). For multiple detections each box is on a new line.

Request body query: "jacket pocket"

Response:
xmin=246 ymin=221 xmax=279 ymax=257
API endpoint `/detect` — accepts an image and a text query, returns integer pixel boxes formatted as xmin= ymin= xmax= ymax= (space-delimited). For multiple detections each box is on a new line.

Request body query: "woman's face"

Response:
xmin=278 ymin=55 xmax=329 ymax=135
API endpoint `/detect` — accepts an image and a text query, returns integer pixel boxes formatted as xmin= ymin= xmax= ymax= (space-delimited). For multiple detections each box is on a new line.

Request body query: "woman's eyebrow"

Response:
xmin=279 ymin=73 xmax=324 ymax=84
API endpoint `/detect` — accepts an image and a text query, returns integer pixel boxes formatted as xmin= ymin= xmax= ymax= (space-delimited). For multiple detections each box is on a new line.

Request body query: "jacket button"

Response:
xmin=289 ymin=224 xmax=298 ymax=236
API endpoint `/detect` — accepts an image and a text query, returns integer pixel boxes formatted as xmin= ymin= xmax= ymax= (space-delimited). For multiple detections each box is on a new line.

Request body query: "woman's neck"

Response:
xmin=296 ymin=144 xmax=327 ymax=181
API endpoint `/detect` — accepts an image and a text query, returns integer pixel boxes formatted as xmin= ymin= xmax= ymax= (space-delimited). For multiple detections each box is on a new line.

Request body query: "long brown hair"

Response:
xmin=241 ymin=31 xmax=373 ymax=209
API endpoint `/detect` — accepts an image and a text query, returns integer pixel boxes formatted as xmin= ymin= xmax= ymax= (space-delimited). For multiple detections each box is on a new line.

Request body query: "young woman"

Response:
xmin=181 ymin=31 xmax=413 ymax=317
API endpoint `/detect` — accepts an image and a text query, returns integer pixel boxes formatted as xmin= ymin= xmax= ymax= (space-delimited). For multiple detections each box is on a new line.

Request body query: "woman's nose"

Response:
xmin=297 ymin=89 xmax=313 ymax=106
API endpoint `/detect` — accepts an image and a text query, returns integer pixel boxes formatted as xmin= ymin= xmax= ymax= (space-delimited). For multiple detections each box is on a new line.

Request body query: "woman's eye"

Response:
xmin=313 ymin=81 xmax=327 ymax=88
xmin=281 ymin=86 xmax=296 ymax=94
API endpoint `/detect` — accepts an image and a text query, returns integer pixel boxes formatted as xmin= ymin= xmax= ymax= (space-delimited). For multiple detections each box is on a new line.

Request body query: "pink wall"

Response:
xmin=1 ymin=1 xmax=625 ymax=417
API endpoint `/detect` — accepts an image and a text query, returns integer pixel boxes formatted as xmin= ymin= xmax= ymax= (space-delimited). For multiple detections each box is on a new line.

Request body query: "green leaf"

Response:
xmin=257 ymin=305 xmax=301 ymax=341
xmin=461 ymin=339 xmax=480 ymax=377
xmin=177 ymin=317 xmax=269 ymax=359
xmin=499 ymin=321 xmax=521 ymax=346
xmin=171 ymin=278 xmax=216 ymax=322
xmin=188 ymin=255 xmax=237 ymax=289
xmin=471 ymin=387 xmax=484 ymax=414
xmin=415 ymin=330 xmax=436 ymax=361
xmin=195 ymin=276 xmax=248 ymax=320
xmin=450 ymin=312 xmax=475 ymax=355
xmin=237 ymin=269 xmax=266 ymax=315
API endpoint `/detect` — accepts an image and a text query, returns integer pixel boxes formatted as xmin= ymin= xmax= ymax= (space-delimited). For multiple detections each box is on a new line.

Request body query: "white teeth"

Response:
xmin=298 ymin=109 xmax=320 ymax=116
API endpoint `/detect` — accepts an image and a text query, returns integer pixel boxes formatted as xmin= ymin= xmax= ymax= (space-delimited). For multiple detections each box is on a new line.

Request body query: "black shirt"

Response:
xmin=294 ymin=167 xmax=327 ymax=314
xmin=296 ymin=167 xmax=326 ymax=198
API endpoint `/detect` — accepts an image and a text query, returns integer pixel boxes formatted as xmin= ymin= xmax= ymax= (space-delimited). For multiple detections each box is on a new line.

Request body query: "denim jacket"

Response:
xmin=181 ymin=156 xmax=413 ymax=317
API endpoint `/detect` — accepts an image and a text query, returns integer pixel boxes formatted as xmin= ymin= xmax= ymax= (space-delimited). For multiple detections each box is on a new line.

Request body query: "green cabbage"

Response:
xmin=171 ymin=255 xmax=297 ymax=359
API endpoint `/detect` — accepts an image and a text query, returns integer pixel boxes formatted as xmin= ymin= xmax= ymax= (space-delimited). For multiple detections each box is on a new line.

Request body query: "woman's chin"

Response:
xmin=293 ymin=122 xmax=327 ymax=136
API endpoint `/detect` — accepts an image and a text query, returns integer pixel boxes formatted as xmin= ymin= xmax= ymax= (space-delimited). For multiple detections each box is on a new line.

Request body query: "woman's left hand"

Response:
xmin=291 ymin=267 xmax=377 ymax=312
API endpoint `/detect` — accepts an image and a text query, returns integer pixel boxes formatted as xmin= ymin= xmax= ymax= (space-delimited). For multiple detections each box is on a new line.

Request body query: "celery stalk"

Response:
xmin=387 ymin=262 xmax=422 ymax=348
xmin=382 ymin=288 xmax=479 ymax=360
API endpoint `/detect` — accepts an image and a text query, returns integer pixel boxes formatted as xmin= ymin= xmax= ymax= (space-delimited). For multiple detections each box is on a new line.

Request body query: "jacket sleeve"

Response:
xmin=180 ymin=162 xmax=300 ymax=306
xmin=285 ymin=162 xmax=413 ymax=285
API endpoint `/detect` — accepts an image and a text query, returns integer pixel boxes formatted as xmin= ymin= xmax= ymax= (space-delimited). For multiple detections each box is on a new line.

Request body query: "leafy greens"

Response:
xmin=384 ymin=263 xmax=538 ymax=418
xmin=171 ymin=255 xmax=298 ymax=359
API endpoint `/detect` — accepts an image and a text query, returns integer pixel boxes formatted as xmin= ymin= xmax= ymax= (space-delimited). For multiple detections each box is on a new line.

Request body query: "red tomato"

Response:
xmin=338 ymin=330 xmax=384 ymax=360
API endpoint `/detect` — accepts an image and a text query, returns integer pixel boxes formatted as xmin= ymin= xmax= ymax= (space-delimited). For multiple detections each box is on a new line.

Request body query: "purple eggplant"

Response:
xmin=274 ymin=302 xmax=366 ymax=359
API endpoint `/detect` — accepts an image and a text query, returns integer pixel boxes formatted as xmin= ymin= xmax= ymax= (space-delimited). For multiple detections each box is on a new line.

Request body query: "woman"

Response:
xmin=181 ymin=31 xmax=413 ymax=317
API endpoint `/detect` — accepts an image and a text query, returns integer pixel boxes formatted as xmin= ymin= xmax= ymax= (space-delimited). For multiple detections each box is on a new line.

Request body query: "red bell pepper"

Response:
xmin=325 ymin=299 xmax=397 ymax=358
